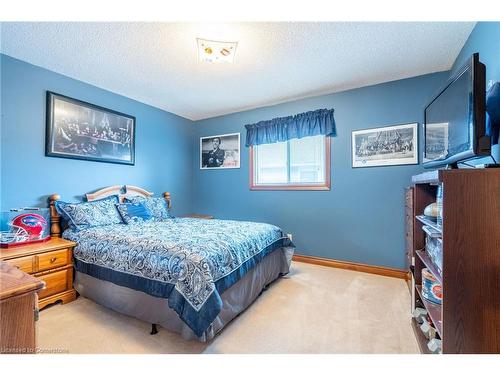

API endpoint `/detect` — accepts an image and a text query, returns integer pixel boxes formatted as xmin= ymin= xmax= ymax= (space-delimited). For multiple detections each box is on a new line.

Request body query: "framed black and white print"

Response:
xmin=200 ymin=133 xmax=240 ymax=169
xmin=351 ymin=123 xmax=418 ymax=168
xmin=46 ymin=92 xmax=136 ymax=165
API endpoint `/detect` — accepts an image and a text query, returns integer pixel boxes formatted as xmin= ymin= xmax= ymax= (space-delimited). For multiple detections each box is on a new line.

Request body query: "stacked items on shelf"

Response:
xmin=422 ymin=268 xmax=442 ymax=305
xmin=424 ymin=229 xmax=442 ymax=276
xmin=412 ymin=193 xmax=444 ymax=354
xmin=418 ymin=198 xmax=443 ymax=279
xmin=412 ymin=308 xmax=442 ymax=354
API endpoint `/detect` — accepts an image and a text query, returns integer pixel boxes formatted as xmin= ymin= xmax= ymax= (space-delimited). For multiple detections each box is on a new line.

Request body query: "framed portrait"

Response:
xmin=352 ymin=123 xmax=418 ymax=168
xmin=46 ymin=91 xmax=136 ymax=165
xmin=200 ymin=133 xmax=240 ymax=169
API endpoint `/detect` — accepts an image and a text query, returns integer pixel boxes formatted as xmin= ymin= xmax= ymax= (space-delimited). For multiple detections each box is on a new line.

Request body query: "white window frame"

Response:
xmin=249 ymin=136 xmax=331 ymax=191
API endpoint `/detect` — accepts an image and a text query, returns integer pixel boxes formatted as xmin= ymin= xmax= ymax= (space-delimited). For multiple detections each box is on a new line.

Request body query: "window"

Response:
xmin=250 ymin=135 xmax=330 ymax=190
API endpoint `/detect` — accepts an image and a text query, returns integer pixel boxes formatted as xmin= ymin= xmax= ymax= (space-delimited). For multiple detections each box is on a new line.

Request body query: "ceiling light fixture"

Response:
xmin=197 ymin=38 xmax=238 ymax=64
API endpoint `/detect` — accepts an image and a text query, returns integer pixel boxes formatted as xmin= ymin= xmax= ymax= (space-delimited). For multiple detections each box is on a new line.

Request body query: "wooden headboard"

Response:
xmin=48 ymin=185 xmax=171 ymax=238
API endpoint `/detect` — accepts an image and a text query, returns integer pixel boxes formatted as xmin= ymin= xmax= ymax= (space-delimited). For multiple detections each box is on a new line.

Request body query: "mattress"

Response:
xmin=63 ymin=218 xmax=294 ymax=337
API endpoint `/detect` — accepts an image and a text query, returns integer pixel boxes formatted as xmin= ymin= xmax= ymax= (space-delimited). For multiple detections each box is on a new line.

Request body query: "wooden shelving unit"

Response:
xmin=410 ymin=168 xmax=500 ymax=354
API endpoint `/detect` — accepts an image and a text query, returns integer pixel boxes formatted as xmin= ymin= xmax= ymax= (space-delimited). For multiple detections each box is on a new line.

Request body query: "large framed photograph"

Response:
xmin=352 ymin=123 xmax=418 ymax=168
xmin=200 ymin=133 xmax=240 ymax=169
xmin=46 ymin=92 xmax=136 ymax=165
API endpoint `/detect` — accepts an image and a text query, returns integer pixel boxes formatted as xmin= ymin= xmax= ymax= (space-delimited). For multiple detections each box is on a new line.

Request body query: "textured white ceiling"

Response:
xmin=0 ymin=22 xmax=475 ymax=120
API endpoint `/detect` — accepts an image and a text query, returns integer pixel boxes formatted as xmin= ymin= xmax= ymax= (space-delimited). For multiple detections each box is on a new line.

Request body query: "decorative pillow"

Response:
xmin=124 ymin=196 xmax=172 ymax=220
xmin=55 ymin=195 xmax=123 ymax=230
xmin=116 ymin=202 xmax=153 ymax=224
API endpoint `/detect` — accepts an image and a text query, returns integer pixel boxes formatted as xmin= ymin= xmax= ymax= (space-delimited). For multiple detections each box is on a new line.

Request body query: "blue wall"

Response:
xmin=192 ymin=72 xmax=448 ymax=269
xmin=0 ymin=54 xmax=195 ymax=214
xmin=452 ymin=22 xmax=500 ymax=161
xmin=452 ymin=22 xmax=500 ymax=82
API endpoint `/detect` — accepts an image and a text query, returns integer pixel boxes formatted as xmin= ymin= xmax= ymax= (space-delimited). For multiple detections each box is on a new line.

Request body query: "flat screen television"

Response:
xmin=423 ymin=53 xmax=490 ymax=168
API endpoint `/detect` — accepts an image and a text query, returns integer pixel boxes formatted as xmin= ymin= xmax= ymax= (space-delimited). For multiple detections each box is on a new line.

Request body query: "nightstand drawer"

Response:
xmin=36 ymin=267 xmax=70 ymax=300
xmin=5 ymin=255 xmax=35 ymax=273
xmin=1 ymin=238 xmax=77 ymax=310
xmin=36 ymin=249 xmax=70 ymax=272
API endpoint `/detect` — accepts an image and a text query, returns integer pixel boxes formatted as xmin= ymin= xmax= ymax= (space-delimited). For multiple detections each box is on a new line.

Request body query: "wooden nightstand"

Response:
xmin=180 ymin=214 xmax=214 ymax=219
xmin=0 ymin=238 xmax=77 ymax=309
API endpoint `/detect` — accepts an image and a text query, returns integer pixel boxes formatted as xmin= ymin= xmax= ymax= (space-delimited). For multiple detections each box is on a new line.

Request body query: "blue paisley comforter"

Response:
xmin=63 ymin=218 xmax=292 ymax=337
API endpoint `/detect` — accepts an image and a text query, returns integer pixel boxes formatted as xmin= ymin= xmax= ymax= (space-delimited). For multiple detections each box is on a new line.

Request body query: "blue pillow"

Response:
xmin=116 ymin=202 xmax=153 ymax=224
xmin=55 ymin=195 xmax=123 ymax=231
xmin=124 ymin=196 xmax=172 ymax=221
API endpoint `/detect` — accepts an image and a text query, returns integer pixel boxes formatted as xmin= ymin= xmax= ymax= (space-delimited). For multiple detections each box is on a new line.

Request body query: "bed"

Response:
xmin=49 ymin=185 xmax=294 ymax=341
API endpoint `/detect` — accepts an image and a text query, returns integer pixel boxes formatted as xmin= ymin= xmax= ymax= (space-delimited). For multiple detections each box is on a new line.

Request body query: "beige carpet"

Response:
xmin=37 ymin=261 xmax=419 ymax=354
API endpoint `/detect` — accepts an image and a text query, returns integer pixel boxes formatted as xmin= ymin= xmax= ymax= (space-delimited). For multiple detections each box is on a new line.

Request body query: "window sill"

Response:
xmin=250 ymin=184 xmax=330 ymax=191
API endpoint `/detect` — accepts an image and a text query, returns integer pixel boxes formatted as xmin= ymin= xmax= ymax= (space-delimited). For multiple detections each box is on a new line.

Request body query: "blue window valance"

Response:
xmin=244 ymin=108 xmax=336 ymax=147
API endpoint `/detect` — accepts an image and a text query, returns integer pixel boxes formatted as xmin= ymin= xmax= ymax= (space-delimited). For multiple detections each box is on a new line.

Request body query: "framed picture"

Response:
xmin=46 ymin=91 xmax=136 ymax=165
xmin=352 ymin=123 xmax=418 ymax=168
xmin=200 ymin=133 xmax=240 ymax=169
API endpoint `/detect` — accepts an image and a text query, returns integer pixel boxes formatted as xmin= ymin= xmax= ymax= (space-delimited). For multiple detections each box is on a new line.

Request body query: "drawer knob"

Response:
xmin=50 ymin=257 xmax=57 ymax=263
